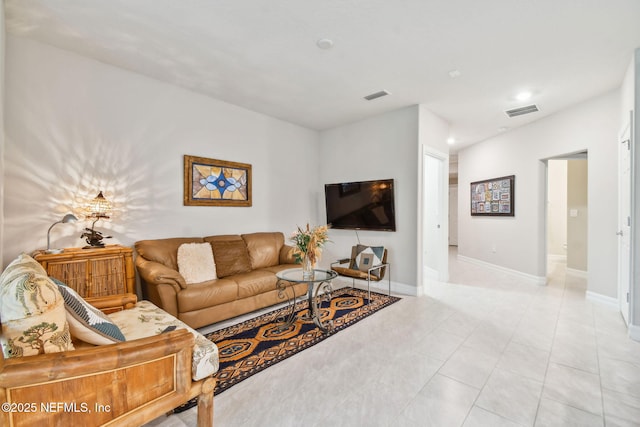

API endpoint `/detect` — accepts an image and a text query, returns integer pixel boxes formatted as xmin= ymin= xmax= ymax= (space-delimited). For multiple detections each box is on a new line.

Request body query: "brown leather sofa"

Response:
xmin=135 ymin=232 xmax=307 ymax=329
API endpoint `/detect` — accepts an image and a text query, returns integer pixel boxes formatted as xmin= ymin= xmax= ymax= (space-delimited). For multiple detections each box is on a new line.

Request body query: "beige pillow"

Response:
xmin=0 ymin=254 xmax=74 ymax=358
xmin=177 ymin=243 xmax=217 ymax=284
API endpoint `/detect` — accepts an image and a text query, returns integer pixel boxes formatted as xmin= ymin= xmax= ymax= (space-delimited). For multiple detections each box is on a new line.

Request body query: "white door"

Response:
xmin=618 ymin=120 xmax=632 ymax=326
xmin=423 ymin=151 xmax=448 ymax=281
xmin=449 ymin=185 xmax=458 ymax=246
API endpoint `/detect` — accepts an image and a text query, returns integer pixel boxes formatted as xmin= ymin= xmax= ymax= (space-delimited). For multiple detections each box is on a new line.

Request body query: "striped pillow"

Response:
xmin=52 ymin=278 xmax=126 ymax=345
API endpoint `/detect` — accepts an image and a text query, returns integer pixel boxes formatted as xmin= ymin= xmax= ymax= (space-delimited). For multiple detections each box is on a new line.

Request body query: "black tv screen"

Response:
xmin=324 ymin=179 xmax=396 ymax=231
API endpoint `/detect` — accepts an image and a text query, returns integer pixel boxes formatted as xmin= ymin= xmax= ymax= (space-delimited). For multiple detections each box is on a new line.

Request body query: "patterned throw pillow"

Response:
xmin=0 ymin=254 xmax=74 ymax=358
xmin=52 ymin=278 xmax=126 ymax=345
xmin=352 ymin=245 xmax=385 ymax=274
xmin=177 ymin=243 xmax=218 ymax=284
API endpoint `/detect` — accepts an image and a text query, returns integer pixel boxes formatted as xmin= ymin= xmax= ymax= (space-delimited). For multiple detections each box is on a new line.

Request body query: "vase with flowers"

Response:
xmin=290 ymin=223 xmax=330 ymax=279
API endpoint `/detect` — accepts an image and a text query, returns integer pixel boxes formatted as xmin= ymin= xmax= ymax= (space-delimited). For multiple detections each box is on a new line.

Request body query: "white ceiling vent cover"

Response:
xmin=364 ymin=90 xmax=391 ymax=101
xmin=505 ymin=104 xmax=539 ymax=117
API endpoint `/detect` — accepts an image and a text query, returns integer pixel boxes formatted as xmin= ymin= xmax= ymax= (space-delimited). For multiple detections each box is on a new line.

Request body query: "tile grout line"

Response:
xmin=531 ymin=264 xmax=565 ymax=427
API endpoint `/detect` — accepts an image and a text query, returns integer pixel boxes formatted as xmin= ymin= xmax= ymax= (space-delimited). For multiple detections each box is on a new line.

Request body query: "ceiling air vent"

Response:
xmin=505 ymin=104 xmax=539 ymax=118
xmin=364 ymin=90 xmax=391 ymax=101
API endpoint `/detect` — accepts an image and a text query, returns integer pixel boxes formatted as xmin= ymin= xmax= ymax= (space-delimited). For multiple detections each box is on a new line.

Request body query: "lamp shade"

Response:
xmin=87 ymin=191 xmax=112 ymax=218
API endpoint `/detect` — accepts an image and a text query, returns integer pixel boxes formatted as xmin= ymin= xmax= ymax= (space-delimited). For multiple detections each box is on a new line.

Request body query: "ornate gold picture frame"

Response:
xmin=184 ymin=155 xmax=252 ymax=207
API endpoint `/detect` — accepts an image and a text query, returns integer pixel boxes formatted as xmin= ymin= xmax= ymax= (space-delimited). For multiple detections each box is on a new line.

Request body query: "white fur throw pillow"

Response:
xmin=177 ymin=243 xmax=217 ymax=284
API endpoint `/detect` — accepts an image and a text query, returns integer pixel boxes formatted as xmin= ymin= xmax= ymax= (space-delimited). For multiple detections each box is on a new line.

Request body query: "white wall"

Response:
xmin=319 ymin=106 xmax=420 ymax=292
xmin=2 ymin=36 xmax=320 ymax=267
xmin=418 ymin=106 xmax=450 ymax=284
xmin=630 ymin=49 xmax=640 ymax=331
xmin=0 ymin=7 xmax=4 ymax=266
xmin=547 ymin=160 xmax=567 ymax=258
xmin=566 ymin=159 xmax=588 ymax=272
xmin=459 ymin=91 xmax=619 ymax=297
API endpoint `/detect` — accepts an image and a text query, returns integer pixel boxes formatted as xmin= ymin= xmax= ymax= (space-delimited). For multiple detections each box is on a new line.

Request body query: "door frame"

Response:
xmin=417 ymin=145 xmax=449 ymax=295
xmin=618 ymin=114 xmax=632 ymax=325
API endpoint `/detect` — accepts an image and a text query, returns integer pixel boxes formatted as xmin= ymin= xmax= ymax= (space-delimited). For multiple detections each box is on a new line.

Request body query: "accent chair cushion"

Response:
xmin=351 ymin=245 xmax=385 ymax=273
xmin=52 ymin=278 xmax=126 ymax=345
xmin=0 ymin=254 xmax=74 ymax=358
xmin=177 ymin=243 xmax=217 ymax=284
xmin=209 ymin=240 xmax=252 ymax=278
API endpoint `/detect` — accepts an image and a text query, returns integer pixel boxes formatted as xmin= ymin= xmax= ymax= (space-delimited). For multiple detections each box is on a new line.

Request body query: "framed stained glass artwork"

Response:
xmin=184 ymin=155 xmax=252 ymax=207
xmin=470 ymin=175 xmax=514 ymax=216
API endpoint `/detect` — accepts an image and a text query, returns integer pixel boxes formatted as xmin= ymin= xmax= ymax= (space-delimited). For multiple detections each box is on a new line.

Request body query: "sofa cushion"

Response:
xmin=234 ymin=270 xmax=278 ymax=299
xmin=0 ymin=254 xmax=74 ymax=358
xmin=279 ymin=245 xmax=297 ymax=264
xmin=260 ymin=264 xmax=301 ymax=275
xmin=177 ymin=278 xmax=238 ymax=312
xmin=209 ymin=240 xmax=252 ymax=278
xmin=135 ymin=237 xmax=205 ymax=270
xmin=108 ymin=300 xmax=219 ymax=381
xmin=52 ymin=278 xmax=126 ymax=345
xmin=177 ymin=243 xmax=217 ymax=284
xmin=242 ymin=232 xmax=284 ymax=269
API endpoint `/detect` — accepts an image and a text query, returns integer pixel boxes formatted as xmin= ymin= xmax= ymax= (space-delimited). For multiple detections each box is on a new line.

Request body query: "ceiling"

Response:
xmin=5 ymin=0 xmax=640 ymax=151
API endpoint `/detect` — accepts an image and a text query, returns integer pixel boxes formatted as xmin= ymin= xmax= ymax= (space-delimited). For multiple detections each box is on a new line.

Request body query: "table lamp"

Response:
xmin=46 ymin=213 xmax=78 ymax=254
xmin=81 ymin=191 xmax=113 ymax=248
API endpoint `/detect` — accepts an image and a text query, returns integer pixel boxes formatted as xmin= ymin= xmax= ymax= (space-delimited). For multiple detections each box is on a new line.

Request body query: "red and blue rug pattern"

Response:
xmin=206 ymin=286 xmax=400 ymax=395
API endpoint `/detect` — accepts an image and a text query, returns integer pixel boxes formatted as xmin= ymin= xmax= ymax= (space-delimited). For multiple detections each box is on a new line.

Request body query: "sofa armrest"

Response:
xmin=136 ymin=257 xmax=187 ymax=290
xmin=0 ymin=329 xmax=214 ymax=426
xmin=86 ymin=293 xmax=138 ymax=314
xmin=136 ymin=257 xmax=184 ymax=317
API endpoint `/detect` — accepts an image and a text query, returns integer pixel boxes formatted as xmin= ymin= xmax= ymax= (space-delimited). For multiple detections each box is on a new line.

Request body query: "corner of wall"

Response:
xmin=0 ymin=6 xmax=6 ymax=268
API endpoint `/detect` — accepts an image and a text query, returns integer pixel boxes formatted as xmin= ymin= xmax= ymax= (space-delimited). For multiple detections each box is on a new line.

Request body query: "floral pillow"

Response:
xmin=0 ymin=254 xmax=74 ymax=358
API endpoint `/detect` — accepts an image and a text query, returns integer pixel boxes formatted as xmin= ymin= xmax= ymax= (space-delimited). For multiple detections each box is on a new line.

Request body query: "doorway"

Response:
xmin=422 ymin=148 xmax=449 ymax=283
xmin=545 ymin=153 xmax=588 ymax=279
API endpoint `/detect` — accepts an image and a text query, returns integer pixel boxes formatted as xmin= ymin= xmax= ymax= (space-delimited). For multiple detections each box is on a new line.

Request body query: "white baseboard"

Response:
xmin=457 ymin=255 xmax=547 ymax=285
xmin=566 ymin=268 xmax=588 ymax=279
xmin=334 ymin=276 xmax=417 ymax=297
xmin=423 ymin=266 xmax=439 ymax=281
xmin=585 ymin=291 xmax=618 ymax=308
xmin=629 ymin=324 xmax=640 ymax=342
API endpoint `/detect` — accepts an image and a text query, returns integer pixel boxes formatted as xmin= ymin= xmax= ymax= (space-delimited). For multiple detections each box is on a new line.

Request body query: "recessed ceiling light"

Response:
xmin=448 ymin=69 xmax=462 ymax=78
xmin=516 ymin=91 xmax=532 ymax=101
xmin=316 ymin=38 xmax=334 ymax=49
xmin=447 ymin=137 xmax=456 ymax=145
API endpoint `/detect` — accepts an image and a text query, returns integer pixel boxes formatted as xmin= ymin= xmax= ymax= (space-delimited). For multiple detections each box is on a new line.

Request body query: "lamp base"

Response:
xmin=45 ymin=248 xmax=65 ymax=254
xmin=82 ymin=244 xmax=106 ymax=249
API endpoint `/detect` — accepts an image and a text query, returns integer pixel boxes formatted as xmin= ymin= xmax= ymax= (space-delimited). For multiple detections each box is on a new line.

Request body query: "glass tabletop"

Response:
xmin=276 ymin=268 xmax=338 ymax=283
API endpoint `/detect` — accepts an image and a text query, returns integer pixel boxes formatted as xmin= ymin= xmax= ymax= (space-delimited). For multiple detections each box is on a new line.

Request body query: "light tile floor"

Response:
xmin=146 ymin=248 xmax=640 ymax=426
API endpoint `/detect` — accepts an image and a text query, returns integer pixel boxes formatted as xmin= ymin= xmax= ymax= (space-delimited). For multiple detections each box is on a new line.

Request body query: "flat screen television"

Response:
xmin=324 ymin=179 xmax=396 ymax=232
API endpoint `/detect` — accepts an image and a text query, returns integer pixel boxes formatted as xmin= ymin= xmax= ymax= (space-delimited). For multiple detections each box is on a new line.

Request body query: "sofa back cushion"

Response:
xmin=135 ymin=237 xmax=204 ymax=270
xmin=241 ymin=232 xmax=285 ymax=269
xmin=206 ymin=236 xmax=252 ymax=278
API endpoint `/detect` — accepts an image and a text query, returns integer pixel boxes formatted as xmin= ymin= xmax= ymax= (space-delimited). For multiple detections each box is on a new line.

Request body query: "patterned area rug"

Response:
xmin=210 ymin=286 xmax=400 ymax=394
xmin=173 ymin=287 xmax=399 ymax=413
